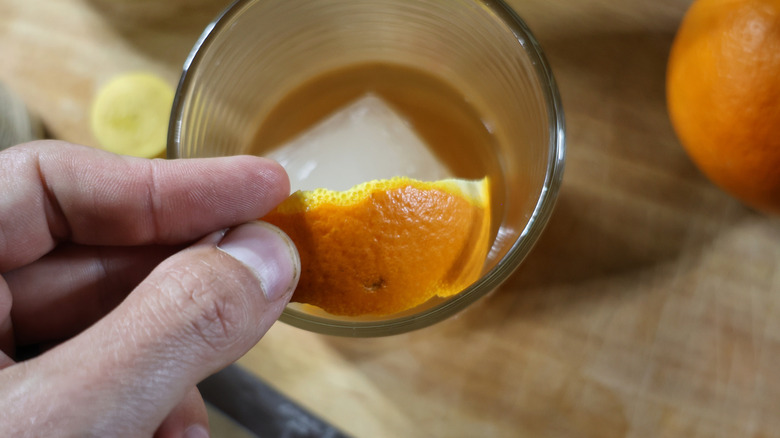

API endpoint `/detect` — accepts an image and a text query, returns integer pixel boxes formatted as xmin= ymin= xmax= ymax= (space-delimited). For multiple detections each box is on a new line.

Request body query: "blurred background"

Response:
xmin=1 ymin=0 xmax=779 ymax=437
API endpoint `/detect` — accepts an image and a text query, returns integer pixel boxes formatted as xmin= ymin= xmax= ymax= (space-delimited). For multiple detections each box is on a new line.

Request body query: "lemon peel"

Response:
xmin=90 ymin=72 xmax=174 ymax=158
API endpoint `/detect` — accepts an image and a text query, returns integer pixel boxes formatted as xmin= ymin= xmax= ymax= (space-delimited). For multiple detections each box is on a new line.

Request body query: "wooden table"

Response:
xmin=2 ymin=1 xmax=779 ymax=437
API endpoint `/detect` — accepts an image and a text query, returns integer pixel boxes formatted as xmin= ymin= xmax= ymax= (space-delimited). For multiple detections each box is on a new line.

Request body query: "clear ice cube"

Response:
xmin=266 ymin=93 xmax=452 ymax=192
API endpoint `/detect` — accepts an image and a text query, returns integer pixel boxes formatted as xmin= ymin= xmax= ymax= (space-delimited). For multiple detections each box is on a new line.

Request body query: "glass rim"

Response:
xmin=167 ymin=0 xmax=566 ymax=337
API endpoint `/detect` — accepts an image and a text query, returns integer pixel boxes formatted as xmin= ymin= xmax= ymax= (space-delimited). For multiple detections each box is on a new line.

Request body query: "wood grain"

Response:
xmin=2 ymin=1 xmax=779 ymax=437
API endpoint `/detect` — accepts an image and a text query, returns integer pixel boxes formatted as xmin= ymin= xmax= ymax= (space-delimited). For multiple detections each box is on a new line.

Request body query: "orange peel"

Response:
xmin=262 ymin=176 xmax=491 ymax=316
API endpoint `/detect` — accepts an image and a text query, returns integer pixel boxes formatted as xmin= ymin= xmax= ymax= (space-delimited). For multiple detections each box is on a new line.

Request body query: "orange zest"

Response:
xmin=261 ymin=177 xmax=491 ymax=316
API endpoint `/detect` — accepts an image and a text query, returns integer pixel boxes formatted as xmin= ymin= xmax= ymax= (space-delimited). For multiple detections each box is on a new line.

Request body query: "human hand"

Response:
xmin=0 ymin=141 xmax=300 ymax=437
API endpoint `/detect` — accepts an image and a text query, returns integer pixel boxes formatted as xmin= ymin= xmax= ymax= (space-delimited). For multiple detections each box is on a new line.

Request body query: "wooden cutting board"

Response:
xmin=2 ymin=1 xmax=779 ymax=437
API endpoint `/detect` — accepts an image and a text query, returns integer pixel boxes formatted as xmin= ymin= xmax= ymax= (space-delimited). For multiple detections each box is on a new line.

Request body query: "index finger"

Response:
xmin=0 ymin=141 xmax=289 ymax=271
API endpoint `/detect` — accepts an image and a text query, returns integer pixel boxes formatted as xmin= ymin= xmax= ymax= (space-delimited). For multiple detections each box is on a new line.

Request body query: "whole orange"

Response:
xmin=667 ymin=0 xmax=780 ymax=213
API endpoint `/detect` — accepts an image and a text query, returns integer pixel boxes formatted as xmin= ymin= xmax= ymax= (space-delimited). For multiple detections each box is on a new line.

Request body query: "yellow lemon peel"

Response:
xmin=90 ymin=72 xmax=174 ymax=158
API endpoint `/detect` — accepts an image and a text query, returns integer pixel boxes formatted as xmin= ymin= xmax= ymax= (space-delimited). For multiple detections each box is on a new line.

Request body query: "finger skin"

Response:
xmin=6 ymin=243 xmax=181 ymax=345
xmin=0 ymin=277 xmax=12 ymax=356
xmin=0 ymin=223 xmax=299 ymax=437
xmin=0 ymin=350 xmax=12 ymax=370
xmin=0 ymin=140 xmax=289 ymax=271
xmin=154 ymin=386 xmax=209 ymax=438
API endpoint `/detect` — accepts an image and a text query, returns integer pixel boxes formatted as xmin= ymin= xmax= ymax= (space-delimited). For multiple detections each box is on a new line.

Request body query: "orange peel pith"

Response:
xmin=262 ymin=176 xmax=491 ymax=316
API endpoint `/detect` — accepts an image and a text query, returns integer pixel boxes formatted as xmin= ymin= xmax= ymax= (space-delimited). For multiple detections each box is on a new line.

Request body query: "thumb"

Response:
xmin=0 ymin=221 xmax=299 ymax=438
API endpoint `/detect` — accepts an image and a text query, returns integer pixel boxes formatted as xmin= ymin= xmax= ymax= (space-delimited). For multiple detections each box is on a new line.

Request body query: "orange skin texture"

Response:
xmin=262 ymin=179 xmax=491 ymax=316
xmin=667 ymin=0 xmax=780 ymax=213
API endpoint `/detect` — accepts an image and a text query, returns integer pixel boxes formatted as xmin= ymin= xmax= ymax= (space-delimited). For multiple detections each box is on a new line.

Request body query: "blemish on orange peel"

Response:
xmin=262 ymin=176 xmax=491 ymax=316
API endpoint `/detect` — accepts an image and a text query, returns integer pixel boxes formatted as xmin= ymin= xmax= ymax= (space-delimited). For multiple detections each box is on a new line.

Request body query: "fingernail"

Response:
xmin=217 ymin=221 xmax=300 ymax=301
xmin=183 ymin=424 xmax=209 ymax=438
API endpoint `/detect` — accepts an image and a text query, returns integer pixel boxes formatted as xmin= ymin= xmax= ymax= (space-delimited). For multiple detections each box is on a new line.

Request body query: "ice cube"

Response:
xmin=266 ymin=93 xmax=452 ymax=192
